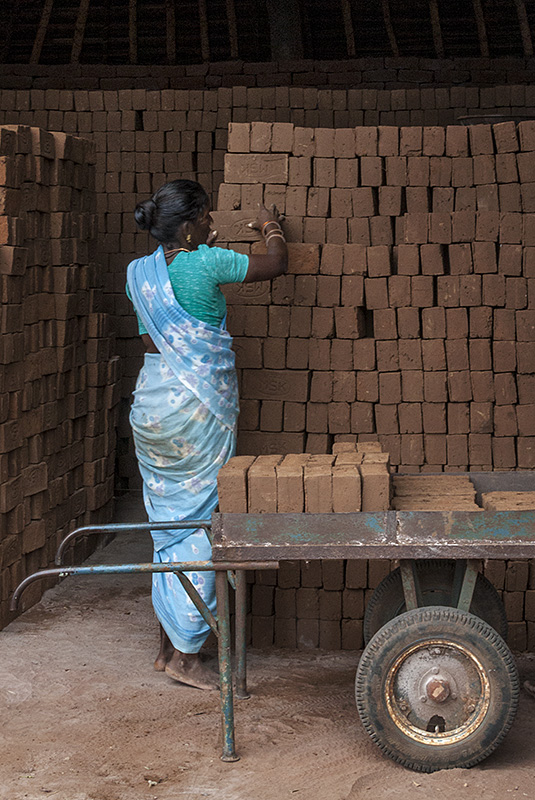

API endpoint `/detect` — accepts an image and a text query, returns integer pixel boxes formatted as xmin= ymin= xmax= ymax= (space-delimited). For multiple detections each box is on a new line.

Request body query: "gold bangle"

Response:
xmin=265 ymin=232 xmax=286 ymax=243
xmin=262 ymin=219 xmax=280 ymax=232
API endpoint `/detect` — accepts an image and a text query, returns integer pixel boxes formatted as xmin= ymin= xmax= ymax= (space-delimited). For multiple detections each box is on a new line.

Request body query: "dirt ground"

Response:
xmin=2 ymin=498 xmax=535 ymax=800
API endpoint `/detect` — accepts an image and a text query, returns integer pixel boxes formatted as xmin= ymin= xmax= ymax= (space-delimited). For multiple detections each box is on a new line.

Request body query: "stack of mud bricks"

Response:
xmin=2 ymin=87 xmax=535 ymax=489
xmin=217 ymin=440 xmax=391 ymax=649
xmin=0 ymin=124 xmax=120 ymax=630
xmin=214 ymin=120 xmax=535 ymax=477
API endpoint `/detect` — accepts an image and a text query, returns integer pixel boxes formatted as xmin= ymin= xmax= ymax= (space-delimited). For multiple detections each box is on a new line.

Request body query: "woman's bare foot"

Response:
xmin=154 ymin=625 xmax=174 ymax=672
xmin=165 ymin=651 xmax=219 ymax=690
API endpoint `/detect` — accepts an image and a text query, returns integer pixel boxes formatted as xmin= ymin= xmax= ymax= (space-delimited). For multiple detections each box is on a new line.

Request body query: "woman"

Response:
xmin=127 ymin=179 xmax=287 ymax=690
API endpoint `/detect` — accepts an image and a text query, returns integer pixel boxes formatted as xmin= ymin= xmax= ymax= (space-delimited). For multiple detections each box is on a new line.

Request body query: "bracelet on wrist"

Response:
xmin=262 ymin=220 xmax=281 ymax=233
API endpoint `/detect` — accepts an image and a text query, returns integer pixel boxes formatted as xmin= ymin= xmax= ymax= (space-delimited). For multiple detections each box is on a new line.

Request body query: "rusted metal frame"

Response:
xmin=175 ymin=571 xmax=219 ymax=635
xmin=166 ymin=0 xmax=176 ymax=64
xmin=71 ymin=0 xmax=91 ymax=63
xmin=128 ymin=0 xmax=137 ymax=63
xmin=471 ymin=0 xmax=490 ymax=57
xmin=198 ymin=0 xmax=210 ymax=61
xmin=227 ymin=570 xmax=236 ymax=591
xmin=55 ymin=520 xmax=213 ymax=565
xmin=215 ymin=570 xmax=239 ymax=761
xmin=225 ymin=0 xmax=239 ymax=59
xmin=30 ymin=0 xmax=55 ymax=64
xmin=399 ymin=560 xmax=422 ymax=611
xmin=451 ymin=559 xmax=466 ymax=607
xmin=341 ymin=0 xmax=356 ymax=56
xmin=380 ymin=0 xmax=400 ymax=57
xmin=235 ymin=570 xmax=250 ymax=699
xmin=455 ymin=560 xmax=480 ymax=613
xmin=428 ymin=0 xmax=444 ymax=58
xmin=513 ymin=0 xmax=534 ymax=57
xmin=10 ymin=561 xmax=279 ymax=610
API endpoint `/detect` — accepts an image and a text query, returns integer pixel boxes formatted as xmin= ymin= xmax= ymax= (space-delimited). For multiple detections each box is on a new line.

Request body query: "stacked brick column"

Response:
xmin=0 ymin=125 xmax=119 ymax=628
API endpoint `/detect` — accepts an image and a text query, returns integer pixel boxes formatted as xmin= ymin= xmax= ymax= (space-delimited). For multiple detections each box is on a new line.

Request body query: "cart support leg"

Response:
xmin=399 ymin=560 xmax=421 ymax=610
xmin=215 ymin=570 xmax=239 ymax=762
xmin=235 ymin=570 xmax=250 ymax=699
xmin=456 ymin=559 xmax=480 ymax=613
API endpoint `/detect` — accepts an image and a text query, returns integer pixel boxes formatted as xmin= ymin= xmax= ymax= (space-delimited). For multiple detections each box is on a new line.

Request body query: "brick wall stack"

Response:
xmin=0 ymin=125 xmax=119 ymax=628
xmin=1 ymin=58 xmax=534 ymax=92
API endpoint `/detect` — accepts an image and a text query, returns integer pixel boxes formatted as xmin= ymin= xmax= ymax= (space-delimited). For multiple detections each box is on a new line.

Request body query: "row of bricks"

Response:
xmin=237 ymin=400 xmax=535 ymax=437
xmin=223 ymin=152 xmax=535 ymax=187
xmin=219 ymin=183 xmax=535 ymax=216
xmin=2 ymin=81 xmax=535 ymax=110
xmin=232 ymin=430 xmax=535 ymax=469
xmin=237 ymin=367 xmax=535 ymax=402
xmin=221 ymin=271 xmax=535 ymax=309
xmin=248 ymin=584 xmax=535 ymax=622
xmin=7 ymin=108 xmax=528 ymax=138
xmin=228 ymin=121 xmax=535 ymax=156
xmin=242 ymin=557 xmax=535 ymax=592
xmin=246 ymin=617 xmax=535 ymax=652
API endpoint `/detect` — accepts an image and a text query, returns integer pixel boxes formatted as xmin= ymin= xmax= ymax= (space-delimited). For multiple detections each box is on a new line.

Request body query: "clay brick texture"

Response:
xmin=0 ymin=125 xmax=119 ymax=630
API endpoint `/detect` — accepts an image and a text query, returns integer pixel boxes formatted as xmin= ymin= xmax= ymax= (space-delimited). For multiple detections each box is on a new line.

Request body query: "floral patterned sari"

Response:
xmin=127 ymin=246 xmax=238 ymax=653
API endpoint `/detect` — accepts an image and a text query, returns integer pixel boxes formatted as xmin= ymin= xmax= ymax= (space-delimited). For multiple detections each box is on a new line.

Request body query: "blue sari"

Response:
xmin=127 ymin=246 xmax=238 ymax=653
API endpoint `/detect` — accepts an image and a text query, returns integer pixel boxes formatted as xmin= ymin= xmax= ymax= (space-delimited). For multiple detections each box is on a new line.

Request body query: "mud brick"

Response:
xmin=449 ymin=211 xmax=476 ymax=244
xmin=313 ymin=157 xmax=335 ymax=188
xmin=406 ymin=156 xmax=429 ymax=186
xmin=335 ymin=158 xmax=358 ymax=188
xmin=315 ymin=128 xmax=334 ymax=157
xmin=494 ymin=403 xmax=518 ymax=436
xmin=518 ymin=120 xmax=535 ymax=152
xmin=361 ymin=276 xmax=386 ymax=309
xmin=420 ymin=243 xmax=445 ymax=275
xmin=445 ymin=308 xmax=469 ymax=340
xmin=348 ymin=217 xmax=370 ymax=245
xmin=446 ymin=339 xmax=469 ymax=371
xmin=398 ymin=402 xmax=422 ymax=433
xmin=517 ymin=151 xmax=535 ymax=183
xmin=408 ymin=275 xmax=432 ymax=307
xmin=377 ymin=186 xmax=402 ymax=216
xmin=251 ymin=615 xmax=274 ymax=648
xmin=386 ymin=276 xmax=410 ymax=309
xmin=395 ymin=244 xmax=419 ymax=275
xmin=328 ymin=401 xmax=350 ymax=433
xmin=351 ymin=401 xmax=374 ymax=433
xmin=331 ymin=340 xmax=354 ymax=371
xmin=467 ymin=124 xmax=493 ymax=156
xmin=398 ymin=339 xmax=423 ymax=370
xmin=420 ymin=338 xmax=445 ymax=371
xmin=516 ymin=310 xmax=535 ymax=341
xmin=404 ymin=187 xmax=429 ymax=214
xmin=349 ymin=188 xmax=374 ymax=219
xmin=444 ymin=125 xmax=468 ymax=157
xmin=318 ymin=587 xmax=342 ymax=621
xmin=247 ymin=455 xmax=283 ymax=513
xmin=360 ymin=157 xmax=383 ymax=186
xmin=304 ymin=460 xmax=333 ymax=513
xmin=403 ymin=213 xmax=428 ymax=244
xmin=384 ymin=156 xmax=406 ymax=186
xmin=373 ymin=309 xmax=397 ymax=340
xmin=370 ymin=216 xmax=394 ymax=246
xmin=367 ymin=559 xmax=391 ymax=589
xmin=494 ymin=372 xmax=517 ymax=405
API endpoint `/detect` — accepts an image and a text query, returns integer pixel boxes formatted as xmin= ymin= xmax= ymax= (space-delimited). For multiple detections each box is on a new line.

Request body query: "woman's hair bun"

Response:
xmin=134 ymin=198 xmax=157 ymax=231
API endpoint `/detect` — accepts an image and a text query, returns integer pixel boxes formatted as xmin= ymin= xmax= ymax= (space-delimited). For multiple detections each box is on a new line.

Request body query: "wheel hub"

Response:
xmin=385 ymin=639 xmax=491 ymax=746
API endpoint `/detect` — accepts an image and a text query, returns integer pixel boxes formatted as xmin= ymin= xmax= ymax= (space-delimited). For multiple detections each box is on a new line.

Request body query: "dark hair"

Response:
xmin=134 ymin=179 xmax=209 ymax=243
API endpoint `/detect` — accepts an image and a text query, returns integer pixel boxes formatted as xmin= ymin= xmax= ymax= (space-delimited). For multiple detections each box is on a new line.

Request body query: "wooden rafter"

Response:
xmin=226 ymin=0 xmax=239 ymax=59
xmin=198 ymin=0 xmax=210 ymax=61
xmin=381 ymin=0 xmax=399 ymax=57
xmin=129 ymin=0 xmax=137 ymax=63
xmin=166 ymin=0 xmax=176 ymax=64
xmin=513 ymin=0 xmax=533 ymax=57
xmin=471 ymin=0 xmax=490 ymax=57
xmin=30 ymin=0 xmax=55 ymax=64
xmin=71 ymin=0 xmax=91 ymax=62
xmin=341 ymin=0 xmax=356 ymax=56
xmin=429 ymin=0 xmax=444 ymax=58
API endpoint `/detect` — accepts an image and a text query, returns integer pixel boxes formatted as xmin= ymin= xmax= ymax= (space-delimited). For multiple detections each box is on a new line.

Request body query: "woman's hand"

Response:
xmin=206 ymin=229 xmax=218 ymax=246
xmin=248 ymin=203 xmax=284 ymax=232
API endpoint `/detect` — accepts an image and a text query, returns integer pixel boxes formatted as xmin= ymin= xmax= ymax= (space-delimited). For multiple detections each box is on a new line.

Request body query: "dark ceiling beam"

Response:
xmin=266 ymin=0 xmax=304 ymax=61
xmin=226 ymin=0 xmax=239 ymax=58
xmin=513 ymin=0 xmax=533 ymax=57
xmin=472 ymin=0 xmax=490 ymax=57
xmin=198 ymin=0 xmax=210 ymax=61
xmin=166 ymin=0 xmax=176 ymax=64
xmin=381 ymin=0 xmax=400 ymax=57
xmin=71 ymin=0 xmax=91 ymax=62
xmin=429 ymin=0 xmax=445 ymax=58
xmin=341 ymin=0 xmax=356 ymax=56
xmin=128 ymin=0 xmax=137 ymax=63
xmin=31 ymin=0 xmax=55 ymax=64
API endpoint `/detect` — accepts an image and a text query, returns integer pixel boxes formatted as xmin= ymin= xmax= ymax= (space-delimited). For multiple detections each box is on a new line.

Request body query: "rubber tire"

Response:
xmin=356 ymin=606 xmax=519 ymax=772
xmin=363 ymin=560 xmax=508 ymax=644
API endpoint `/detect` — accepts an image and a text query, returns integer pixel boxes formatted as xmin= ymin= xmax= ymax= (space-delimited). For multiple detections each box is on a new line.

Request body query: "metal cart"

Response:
xmin=10 ymin=471 xmax=535 ymax=773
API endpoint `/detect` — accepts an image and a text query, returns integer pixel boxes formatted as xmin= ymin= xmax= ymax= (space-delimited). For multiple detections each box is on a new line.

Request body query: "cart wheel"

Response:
xmin=363 ymin=560 xmax=507 ymax=644
xmin=356 ymin=606 xmax=519 ymax=772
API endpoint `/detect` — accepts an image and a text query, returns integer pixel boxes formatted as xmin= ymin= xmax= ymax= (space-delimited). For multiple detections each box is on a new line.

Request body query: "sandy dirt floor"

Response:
xmin=2 ymin=497 xmax=535 ymax=800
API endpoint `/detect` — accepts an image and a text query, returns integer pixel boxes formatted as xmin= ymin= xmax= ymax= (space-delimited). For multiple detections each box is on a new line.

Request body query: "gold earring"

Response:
xmin=186 ymin=234 xmax=192 ymax=243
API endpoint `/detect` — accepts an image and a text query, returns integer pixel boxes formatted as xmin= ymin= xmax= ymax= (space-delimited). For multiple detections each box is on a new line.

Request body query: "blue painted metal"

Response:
xmin=399 ymin=560 xmax=421 ymax=611
xmin=456 ymin=559 xmax=480 ymax=612
xmin=235 ymin=570 xmax=250 ymax=700
xmin=215 ymin=570 xmax=239 ymax=762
